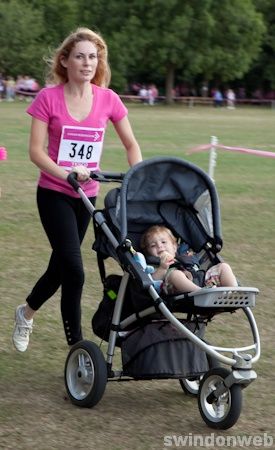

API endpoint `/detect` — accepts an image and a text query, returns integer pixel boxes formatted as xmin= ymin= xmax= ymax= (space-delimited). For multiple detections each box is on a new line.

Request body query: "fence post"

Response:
xmin=208 ymin=136 xmax=218 ymax=180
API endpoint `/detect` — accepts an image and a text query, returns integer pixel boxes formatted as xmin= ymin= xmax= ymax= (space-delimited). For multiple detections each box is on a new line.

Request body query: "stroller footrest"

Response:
xmin=190 ymin=287 xmax=259 ymax=308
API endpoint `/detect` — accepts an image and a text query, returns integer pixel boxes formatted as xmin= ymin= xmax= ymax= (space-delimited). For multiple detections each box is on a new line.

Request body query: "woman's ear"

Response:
xmin=60 ymin=57 xmax=67 ymax=68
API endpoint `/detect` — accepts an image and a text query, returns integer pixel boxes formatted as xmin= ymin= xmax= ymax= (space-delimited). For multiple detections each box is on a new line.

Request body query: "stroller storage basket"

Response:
xmin=121 ymin=320 xmax=208 ymax=379
xmin=192 ymin=287 xmax=258 ymax=308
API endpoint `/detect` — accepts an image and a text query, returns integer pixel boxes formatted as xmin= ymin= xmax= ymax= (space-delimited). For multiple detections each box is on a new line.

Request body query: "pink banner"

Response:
xmin=187 ymin=143 xmax=275 ymax=159
xmin=0 ymin=147 xmax=7 ymax=160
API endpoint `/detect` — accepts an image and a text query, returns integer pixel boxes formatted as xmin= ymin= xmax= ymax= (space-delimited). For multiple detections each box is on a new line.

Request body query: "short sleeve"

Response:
xmin=26 ymin=88 xmax=50 ymax=123
xmin=109 ymin=90 xmax=128 ymax=123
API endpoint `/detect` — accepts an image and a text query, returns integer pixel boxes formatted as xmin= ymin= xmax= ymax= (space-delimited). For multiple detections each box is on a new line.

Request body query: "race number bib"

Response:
xmin=57 ymin=126 xmax=105 ymax=171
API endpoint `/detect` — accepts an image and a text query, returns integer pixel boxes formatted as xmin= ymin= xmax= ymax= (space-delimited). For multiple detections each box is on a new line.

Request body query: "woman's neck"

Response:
xmin=64 ymin=81 xmax=93 ymax=98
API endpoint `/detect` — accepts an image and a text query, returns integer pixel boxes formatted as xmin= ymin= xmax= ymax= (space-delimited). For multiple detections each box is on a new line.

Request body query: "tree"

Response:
xmin=0 ymin=0 xmax=85 ymax=83
xmin=249 ymin=0 xmax=275 ymax=91
xmin=106 ymin=0 xmax=265 ymax=102
xmin=204 ymin=0 xmax=266 ymax=81
xmin=30 ymin=0 xmax=79 ymax=49
xmin=0 ymin=0 xmax=267 ymax=97
xmin=0 ymin=0 xmax=46 ymax=81
xmin=75 ymin=0 xmax=132 ymax=91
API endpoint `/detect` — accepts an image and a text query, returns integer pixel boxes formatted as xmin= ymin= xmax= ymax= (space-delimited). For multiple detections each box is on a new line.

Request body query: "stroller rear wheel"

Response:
xmin=179 ymin=353 xmax=220 ymax=397
xmin=179 ymin=376 xmax=201 ymax=396
xmin=64 ymin=340 xmax=107 ymax=407
xmin=198 ymin=367 xmax=242 ymax=429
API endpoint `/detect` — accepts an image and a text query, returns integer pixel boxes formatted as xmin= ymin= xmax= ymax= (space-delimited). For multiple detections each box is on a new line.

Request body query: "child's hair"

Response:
xmin=140 ymin=225 xmax=177 ymax=251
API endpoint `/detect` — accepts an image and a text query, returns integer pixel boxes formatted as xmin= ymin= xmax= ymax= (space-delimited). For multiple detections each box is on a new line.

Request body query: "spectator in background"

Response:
xmin=15 ymin=75 xmax=26 ymax=100
xmin=226 ymin=88 xmax=236 ymax=109
xmin=139 ymin=85 xmax=148 ymax=104
xmin=15 ymin=75 xmax=40 ymax=101
xmin=148 ymin=83 xmax=158 ymax=105
xmin=0 ymin=73 xmax=5 ymax=101
xmin=5 ymin=76 xmax=16 ymax=101
xmin=237 ymin=87 xmax=246 ymax=99
xmin=213 ymin=88 xmax=223 ymax=107
xmin=130 ymin=82 xmax=141 ymax=95
xmin=200 ymin=82 xmax=209 ymax=97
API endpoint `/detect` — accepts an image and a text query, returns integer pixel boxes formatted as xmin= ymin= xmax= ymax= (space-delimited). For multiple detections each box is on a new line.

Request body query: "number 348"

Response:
xmin=69 ymin=142 xmax=93 ymax=159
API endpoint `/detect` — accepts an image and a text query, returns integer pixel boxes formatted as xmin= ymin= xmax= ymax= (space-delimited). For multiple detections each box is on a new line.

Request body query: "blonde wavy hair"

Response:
xmin=45 ymin=27 xmax=111 ymax=87
xmin=140 ymin=225 xmax=177 ymax=252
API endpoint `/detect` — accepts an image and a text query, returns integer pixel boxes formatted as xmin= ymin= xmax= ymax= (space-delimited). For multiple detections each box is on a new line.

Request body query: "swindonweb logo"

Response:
xmin=163 ymin=432 xmax=274 ymax=448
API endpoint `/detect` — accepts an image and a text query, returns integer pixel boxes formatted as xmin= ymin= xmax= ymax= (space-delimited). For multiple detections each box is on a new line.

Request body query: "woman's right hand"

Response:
xmin=71 ymin=166 xmax=90 ymax=182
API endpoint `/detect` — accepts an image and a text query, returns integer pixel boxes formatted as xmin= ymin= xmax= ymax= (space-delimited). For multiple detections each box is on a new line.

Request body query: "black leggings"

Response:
xmin=26 ymin=187 xmax=96 ymax=345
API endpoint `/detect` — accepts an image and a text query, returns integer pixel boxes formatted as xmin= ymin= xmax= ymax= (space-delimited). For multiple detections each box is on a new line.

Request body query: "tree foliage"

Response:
xmin=251 ymin=0 xmax=275 ymax=89
xmin=105 ymin=0 xmax=265 ymax=101
xmin=0 ymin=0 xmax=270 ymax=98
xmin=32 ymin=0 xmax=79 ymax=48
xmin=112 ymin=0 xmax=215 ymax=99
xmin=0 ymin=0 xmax=46 ymax=79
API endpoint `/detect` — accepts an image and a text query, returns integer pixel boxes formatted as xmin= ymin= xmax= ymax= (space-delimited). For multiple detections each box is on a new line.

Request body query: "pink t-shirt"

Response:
xmin=27 ymin=84 xmax=128 ymax=197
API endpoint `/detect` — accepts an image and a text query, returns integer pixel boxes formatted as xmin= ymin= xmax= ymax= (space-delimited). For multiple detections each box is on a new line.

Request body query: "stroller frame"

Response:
xmin=64 ymin=157 xmax=260 ymax=430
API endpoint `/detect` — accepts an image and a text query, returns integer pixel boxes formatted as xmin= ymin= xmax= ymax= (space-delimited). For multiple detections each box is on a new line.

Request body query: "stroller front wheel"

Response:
xmin=198 ymin=367 xmax=242 ymax=429
xmin=64 ymin=340 xmax=107 ymax=408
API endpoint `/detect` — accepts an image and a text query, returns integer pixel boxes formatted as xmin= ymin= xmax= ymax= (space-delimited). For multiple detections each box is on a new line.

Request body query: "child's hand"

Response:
xmin=159 ymin=251 xmax=175 ymax=269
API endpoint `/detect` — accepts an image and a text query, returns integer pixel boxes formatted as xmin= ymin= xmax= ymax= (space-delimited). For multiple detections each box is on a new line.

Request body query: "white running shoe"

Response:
xmin=12 ymin=305 xmax=33 ymax=352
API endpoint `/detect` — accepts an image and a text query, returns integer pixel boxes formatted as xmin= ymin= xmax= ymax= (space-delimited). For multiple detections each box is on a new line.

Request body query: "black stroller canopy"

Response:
xmin=104 ymin=157 xmax=223 ymax=254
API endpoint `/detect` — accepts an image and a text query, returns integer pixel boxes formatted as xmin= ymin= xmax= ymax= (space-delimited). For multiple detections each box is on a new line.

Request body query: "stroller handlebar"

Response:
xmin=90 ymin=171 xmax=125 ymax=182
xmin=67 ymin=171 xmax=80 ymax=192
xmin=67 ymin=170 xmax=125 ymax=192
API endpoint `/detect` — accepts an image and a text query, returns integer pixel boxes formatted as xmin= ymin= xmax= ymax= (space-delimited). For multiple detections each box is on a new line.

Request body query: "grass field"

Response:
xmin=0 ymin=101 xmax=275 ymax=450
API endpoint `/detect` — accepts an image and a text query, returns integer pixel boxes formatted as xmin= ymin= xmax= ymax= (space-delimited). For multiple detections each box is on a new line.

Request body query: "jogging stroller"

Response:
xmin=64 ymin=156 xmax=260 ymax=430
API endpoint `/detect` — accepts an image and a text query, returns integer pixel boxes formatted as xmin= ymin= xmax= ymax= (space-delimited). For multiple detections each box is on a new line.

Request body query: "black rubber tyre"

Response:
xmin=64 ymin=340 xmax=107 ymax=408
xmin=198 ymin=367 xmax=242 ymax=429
xmin=179 ymin=376 xmax=201 ymax=396
xmin=179 ymin=353 xmax=220 ymax=397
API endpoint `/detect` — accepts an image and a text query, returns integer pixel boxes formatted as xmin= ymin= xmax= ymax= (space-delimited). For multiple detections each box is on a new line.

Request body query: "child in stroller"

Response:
xmin=64 ymin=156 xmax=260 ymax=430
xmin=140 ymin=225 xmax=238 ymax=294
